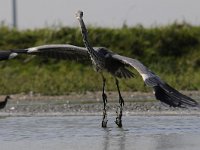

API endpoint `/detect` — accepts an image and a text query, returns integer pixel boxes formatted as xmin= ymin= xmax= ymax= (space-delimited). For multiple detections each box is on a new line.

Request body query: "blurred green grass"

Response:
xmin=0 ymin=22 xmax=200 ymax=95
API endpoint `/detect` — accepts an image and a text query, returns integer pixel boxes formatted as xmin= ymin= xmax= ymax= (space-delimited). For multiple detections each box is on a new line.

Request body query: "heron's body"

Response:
xmin=90 ymin=47 xmax=135 ymax=78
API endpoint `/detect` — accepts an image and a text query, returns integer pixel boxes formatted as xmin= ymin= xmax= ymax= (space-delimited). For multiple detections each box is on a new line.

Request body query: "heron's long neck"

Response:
xmin=78 ymin=18 xmax=100 ymax=60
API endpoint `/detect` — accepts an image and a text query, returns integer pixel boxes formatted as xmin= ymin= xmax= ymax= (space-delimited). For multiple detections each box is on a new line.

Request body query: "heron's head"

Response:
xmin=76 ymin=10 xmax=83 ymax=20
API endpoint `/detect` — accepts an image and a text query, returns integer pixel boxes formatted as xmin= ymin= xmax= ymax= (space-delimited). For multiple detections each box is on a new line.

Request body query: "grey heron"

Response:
xmin=75 ymin=10 xmax=198 ymax=127
xmin=3 ymin=43 xmax=198 ymax=127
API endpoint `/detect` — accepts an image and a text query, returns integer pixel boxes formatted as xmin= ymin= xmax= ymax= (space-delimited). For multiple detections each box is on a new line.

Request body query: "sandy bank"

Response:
xmin=0 ymin=91 xmax=200 ymax=116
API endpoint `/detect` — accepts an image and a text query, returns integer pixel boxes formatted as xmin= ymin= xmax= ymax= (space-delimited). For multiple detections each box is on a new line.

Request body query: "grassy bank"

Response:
xmin=0 ymin=23 xmax=200 ymax=95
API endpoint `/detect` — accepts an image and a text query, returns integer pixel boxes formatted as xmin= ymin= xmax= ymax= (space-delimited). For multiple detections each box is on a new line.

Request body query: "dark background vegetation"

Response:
xmin=0 ymin=22 xmax=200 ymax=95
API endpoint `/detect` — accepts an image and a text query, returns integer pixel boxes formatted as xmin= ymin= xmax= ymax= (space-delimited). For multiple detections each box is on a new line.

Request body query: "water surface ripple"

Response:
xmin=0 ymin=115 xmax=200 ymax=150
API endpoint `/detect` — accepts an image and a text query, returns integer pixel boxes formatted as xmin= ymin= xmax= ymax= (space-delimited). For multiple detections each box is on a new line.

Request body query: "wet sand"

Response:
xmin=0 ymin=91 xmax=200 ymax=116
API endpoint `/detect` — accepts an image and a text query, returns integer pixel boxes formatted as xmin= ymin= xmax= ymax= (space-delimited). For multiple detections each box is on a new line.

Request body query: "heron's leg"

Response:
xmin=101 ymin=74 xmax=108 ymax=128
xmin=115 ymin=78 xmax=124 ymax=128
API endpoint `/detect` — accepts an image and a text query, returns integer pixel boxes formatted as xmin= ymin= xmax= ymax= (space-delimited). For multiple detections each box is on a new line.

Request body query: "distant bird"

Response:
xmin=0 ymin=95 xmax=11 ymax=109
xmin=0 ymin=49 xmax=27 ymax=61
xmin=75 ymin=10 xmax=199 ymax=127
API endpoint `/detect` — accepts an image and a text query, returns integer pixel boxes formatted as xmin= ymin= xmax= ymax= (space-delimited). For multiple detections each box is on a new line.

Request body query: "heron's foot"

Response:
xmin=115 ymin=106 xmax=123 ymax=128
xmin=115 ymin=116 xmax=122 ymax=128
xmin=102 ymin=120 xmax=107 ymax=128
xmin=102 ymin=109 xmax=108 ymax=128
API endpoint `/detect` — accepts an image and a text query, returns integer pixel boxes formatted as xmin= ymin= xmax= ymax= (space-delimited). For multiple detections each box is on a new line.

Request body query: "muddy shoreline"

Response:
xmin=0 ymin=91 xmax=200 ymax=116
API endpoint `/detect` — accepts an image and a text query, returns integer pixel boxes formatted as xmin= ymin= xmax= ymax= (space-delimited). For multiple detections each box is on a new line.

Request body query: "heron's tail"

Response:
xmin=153 ymin=84 xmax=199 ymax=108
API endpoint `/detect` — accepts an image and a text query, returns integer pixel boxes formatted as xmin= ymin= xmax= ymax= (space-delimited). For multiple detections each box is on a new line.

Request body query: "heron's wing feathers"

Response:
xmin=112 ymin=54 xmax=199 ymax=107
xmin=153 ymin=83 xmax=198 ymax=107
xmin=0 ymin=50 xmax=19 ymax=60
xmin=27 ymin=44 xmax=90 ymax=61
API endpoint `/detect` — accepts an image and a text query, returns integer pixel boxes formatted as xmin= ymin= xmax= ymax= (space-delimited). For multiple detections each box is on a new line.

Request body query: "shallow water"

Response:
xmin=0 ymin=115 xmax=200 ymax=150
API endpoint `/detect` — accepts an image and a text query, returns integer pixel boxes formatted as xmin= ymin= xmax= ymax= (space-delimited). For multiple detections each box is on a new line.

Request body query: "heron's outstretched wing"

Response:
xmin=27 ymin=44 xmax=90 ymax=61
xmin=0 ymin=51 xmax=17 ymax=60
xmin=112 ymin=54 xmax=199 ymax=107
xmin=0 ymin=49 xmax=27 ymax=60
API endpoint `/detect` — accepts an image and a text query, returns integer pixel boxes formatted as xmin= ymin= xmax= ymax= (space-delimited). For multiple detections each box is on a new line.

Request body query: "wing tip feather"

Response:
xmin=153 ymin=85 xmax=199 ymax=108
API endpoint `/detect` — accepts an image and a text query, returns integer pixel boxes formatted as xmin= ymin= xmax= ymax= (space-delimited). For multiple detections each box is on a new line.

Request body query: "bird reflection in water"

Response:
xmin=102 ymin=127 xmax=127 ymax=150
